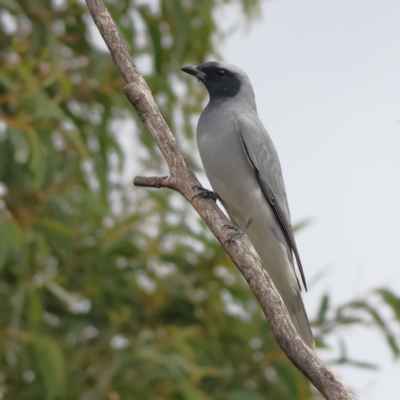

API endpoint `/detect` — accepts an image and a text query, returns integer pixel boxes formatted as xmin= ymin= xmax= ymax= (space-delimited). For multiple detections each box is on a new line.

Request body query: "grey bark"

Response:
xmin=85 ymin=1 xmax=356 ymax=399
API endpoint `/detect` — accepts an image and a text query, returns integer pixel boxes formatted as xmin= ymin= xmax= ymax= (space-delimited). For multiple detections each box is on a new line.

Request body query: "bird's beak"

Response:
xmin=181 ymin=65 xmax=206 ymax=81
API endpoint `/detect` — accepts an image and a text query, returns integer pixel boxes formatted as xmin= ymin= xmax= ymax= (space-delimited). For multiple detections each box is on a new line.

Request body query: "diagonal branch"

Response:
xmin=85 ymin=1 xmax=356 ymax=399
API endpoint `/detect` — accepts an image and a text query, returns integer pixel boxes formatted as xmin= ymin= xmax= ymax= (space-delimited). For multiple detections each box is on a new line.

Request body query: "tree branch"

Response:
xmin=133 ymin=175 xmax=171 ymax=189
xmin=85 ymin=1 xmax=356 ymax=398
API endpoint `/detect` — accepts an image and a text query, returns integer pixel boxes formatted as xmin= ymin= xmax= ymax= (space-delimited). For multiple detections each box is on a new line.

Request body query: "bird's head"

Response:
xmin=181 ymin=61 xmax=254 ymax=103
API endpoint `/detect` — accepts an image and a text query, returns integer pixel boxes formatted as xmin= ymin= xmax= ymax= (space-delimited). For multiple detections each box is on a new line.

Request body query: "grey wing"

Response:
xmin=235 ymin=114 xmax=307 ymax=291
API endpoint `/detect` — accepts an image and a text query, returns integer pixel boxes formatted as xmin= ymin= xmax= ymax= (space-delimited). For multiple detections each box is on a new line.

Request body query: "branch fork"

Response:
xmin=133 ymin=175 xmax=170 ymax=189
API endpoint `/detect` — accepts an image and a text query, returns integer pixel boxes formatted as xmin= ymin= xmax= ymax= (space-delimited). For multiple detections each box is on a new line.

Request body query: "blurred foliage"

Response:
xmin=1 ymin=0 xmax=400 ymax=399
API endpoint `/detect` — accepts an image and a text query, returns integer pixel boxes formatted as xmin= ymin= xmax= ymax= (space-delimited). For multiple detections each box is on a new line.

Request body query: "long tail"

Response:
xmin=284 ymin=288 xmax=314 ymax=349
xmin=245 ymin=222 xmax=314 ymax=348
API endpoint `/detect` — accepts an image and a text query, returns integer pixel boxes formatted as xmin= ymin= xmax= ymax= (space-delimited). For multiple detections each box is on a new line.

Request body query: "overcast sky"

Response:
xmin=215 ymin=0 xmax=400 ymax=398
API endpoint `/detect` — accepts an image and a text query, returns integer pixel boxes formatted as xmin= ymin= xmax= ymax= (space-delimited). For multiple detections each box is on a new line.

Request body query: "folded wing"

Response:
xmin=235 ymin=114 xmax=307 ymax=291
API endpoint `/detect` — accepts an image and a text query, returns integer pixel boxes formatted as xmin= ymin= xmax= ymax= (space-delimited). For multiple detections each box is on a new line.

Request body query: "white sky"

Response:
xmin=216 ymin=0 xmax=400 ymax=398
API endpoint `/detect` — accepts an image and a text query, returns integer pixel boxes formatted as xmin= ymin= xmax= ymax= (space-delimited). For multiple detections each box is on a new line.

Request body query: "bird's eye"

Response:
xmin=217 ymin=69 xmax=226 ymax=77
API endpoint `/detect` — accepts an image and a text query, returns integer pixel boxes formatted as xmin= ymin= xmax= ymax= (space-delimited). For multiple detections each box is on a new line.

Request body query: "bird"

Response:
xmin=181 ymin=61 xmax=314 ymax=349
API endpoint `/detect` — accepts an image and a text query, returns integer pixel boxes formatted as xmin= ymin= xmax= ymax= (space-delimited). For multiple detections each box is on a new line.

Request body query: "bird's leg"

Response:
xmin=191 ymin=186 xmax=219 ymax=202
xmin=223 ymin=218 xmax=253 ymax=245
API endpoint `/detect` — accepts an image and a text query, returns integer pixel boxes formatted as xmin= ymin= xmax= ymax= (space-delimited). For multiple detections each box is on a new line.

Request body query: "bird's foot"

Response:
xmin=191 ymin=186 xmax=219 ymax=202
xmin=223 ymin=218 xmax=253 ymax=245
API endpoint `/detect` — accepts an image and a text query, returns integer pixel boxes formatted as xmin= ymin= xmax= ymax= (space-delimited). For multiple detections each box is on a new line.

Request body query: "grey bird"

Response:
xmin=181 ymin=61 xmax=314 ymax=349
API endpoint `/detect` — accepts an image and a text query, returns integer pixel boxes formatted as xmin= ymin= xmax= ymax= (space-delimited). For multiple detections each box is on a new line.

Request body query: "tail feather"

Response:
xmin=286 ymin=289 xmax=314 ymax=349
xmin=245 ymin=225 xmax=314 ymax=349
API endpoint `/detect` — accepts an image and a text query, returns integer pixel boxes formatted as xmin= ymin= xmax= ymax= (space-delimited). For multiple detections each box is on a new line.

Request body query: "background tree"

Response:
xmin=1 ymin=0 xmax=400 ymax=399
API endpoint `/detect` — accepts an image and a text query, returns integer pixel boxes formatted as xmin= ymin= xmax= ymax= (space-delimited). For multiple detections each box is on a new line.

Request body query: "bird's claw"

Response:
xmin=191 ymin=186 xmax=219 ymax=202
xmin=223 ymin=218 xmax=253 ymax=245
xmin=223 ymin=224 xmax=237 ymax=230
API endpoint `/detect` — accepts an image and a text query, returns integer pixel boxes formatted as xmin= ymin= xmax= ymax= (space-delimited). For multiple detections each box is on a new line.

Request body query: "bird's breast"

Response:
xmin=197 ymin=117 xmax=262 ymax=225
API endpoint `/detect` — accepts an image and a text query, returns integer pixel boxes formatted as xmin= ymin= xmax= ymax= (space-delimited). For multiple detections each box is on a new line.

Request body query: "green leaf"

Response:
xmin=316 ymin=294 xmax=329 ymax=324
xmin=366 ymin=304 xmax=400 ymax=357
xmin=61 ymin=129 xmax=90 ymax=159
xmin=180 ymin=382 xmax=209 ymax=400
xmin=0 ymin=0 xmax=22 ymax=13
xmin=9 ymin=127 xmax=30 ymax=164
xmin=0 ymin=218 xmax=22 ymax=270
xmin=292 ymin=218 xmax=313 ymax=233
xmin=376 ymin=288 xmax=400 ymax=320
xmin=35 ymin=218 xmax=75 ymax=238
xmin=30 ymin=334 xmax=66 ymax=400
xmin=29 ymin=291 xmax=44 ymax=329
xmin=229 ymin=390 xmax=265 ymax=400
